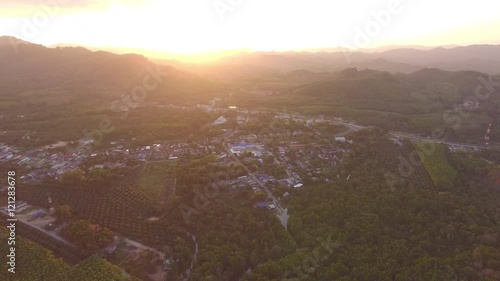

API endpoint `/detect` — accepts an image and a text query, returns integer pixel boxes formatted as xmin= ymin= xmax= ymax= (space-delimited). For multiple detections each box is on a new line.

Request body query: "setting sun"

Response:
xmin=1 ymin=0 xmax=500 ymax=59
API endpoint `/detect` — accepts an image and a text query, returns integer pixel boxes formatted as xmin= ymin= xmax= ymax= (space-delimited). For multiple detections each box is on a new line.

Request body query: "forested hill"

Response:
xmin=292 ymin=68 xmax=496 ymax=115
xmin=0 ymin=36 xmax=221 ymax=104
xmin=0 ymin=36 xmax=151 ymax=91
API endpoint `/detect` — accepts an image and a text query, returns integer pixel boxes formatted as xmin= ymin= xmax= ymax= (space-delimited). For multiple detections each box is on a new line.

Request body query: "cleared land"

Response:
xmin=416 ymin=142 xmax=458 ymax=187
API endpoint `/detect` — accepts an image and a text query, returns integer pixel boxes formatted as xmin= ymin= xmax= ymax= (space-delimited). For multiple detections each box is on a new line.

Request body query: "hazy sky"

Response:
xmin=1 ymin=0 xmax=500 ymax=54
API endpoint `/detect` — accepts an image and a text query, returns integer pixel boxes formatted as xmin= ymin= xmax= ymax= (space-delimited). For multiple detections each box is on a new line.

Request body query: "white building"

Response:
xmin=293 ymin=183 xmax=304 ymax=188
xmin=335 ymin=137 xmax=346 ymax=142
xmin=213 ymin=116 xmax=227 ymax=126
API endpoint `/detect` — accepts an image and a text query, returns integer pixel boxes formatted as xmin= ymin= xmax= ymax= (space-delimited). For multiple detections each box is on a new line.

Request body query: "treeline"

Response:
xmin=0 ymin=228 xmax=137 ymax=281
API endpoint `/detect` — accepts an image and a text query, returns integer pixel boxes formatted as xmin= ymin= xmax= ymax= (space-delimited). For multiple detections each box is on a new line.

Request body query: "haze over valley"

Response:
xmin=1 ymin=1 xmax=500 ymax=281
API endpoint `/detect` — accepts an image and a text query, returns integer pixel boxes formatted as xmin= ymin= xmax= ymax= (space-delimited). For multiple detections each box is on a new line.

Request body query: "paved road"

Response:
xmin=123 ymin=238 xmax=166 ymax=281
xmin=307 ymin=116 xmax=498 ymax=150
xmin=222 ymin=115 xmax=288 ymax=229
xmin=1 ymin=209 xmax=75 ymax=248
xmin=182 ymin=234 xmax=198 ymax=281
xmin=224 ymin=143 xmax=285 ymax=212
xmin=388 ymin=132 xmax=500 ymax=150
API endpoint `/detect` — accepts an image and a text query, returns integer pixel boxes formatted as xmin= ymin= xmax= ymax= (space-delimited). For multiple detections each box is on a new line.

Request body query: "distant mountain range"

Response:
xmin=1 ymin=36 xmax=499 ymax=96
xmin=0 ymin=36 xmax=219 ymax=105
xmin=144 ymin=45 xmax=500 ymax=81
xmin=0 ymin=36 xmax=33 ymax=47
xmin=0 ymin=36 xmax=152 ymax=91
xmin=44 ymin=39 xmax=500 ymax=76
xmin=197 ymin=44 xmax=500 ymax=77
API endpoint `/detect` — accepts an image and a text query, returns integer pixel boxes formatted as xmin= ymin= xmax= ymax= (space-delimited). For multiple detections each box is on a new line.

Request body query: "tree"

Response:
xmin=270 ymin=245 xmax=282 ymax=259
xmin=61 ymin=220 xmax=114 ymax=252
xmin=250 ymin=191 xmax=267 ymax=203
xmin=60 ymin=169 xmax=85 ymax=185
xmin=55 ymin=205 xmax=72 ymax=222
xmin=264 ymin=155 xmax=275 ymax=164
xmin=86 ymin=168 xmax=115 ymax=187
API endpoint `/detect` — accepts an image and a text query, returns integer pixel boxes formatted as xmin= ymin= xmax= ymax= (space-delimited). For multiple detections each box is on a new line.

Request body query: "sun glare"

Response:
xmin=2 ymin=0 xmax=500 ymax=60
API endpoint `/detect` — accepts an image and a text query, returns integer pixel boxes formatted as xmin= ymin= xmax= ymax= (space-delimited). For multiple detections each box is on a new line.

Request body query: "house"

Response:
xmin=230 ymin=142 xmax=256 ymax=156
xmin=164 ymin=258 xmax=174 ymax=272
xmin=79 ymin=138 xmax=94 ymax=145
xmin=239 ymin=134 xmax=257 ymax=141
xmin=251 ymin=150 xmax=263 ymax=157
xmin=236 ymin=116 xmax=247 ymax=124
xmin=293 ymin=183 xmax=304 ymax=188
xmin=335 ymin=137 xmax=346 ymax=142
xmin=32 ymin=211 xmax=45 ymax=219
xmin=104 ymin=236 xmax=120 ymax=255
xmin=254 ymin=202 xmax=267 ymax=208
xmin=213 ymin=116 xmax=227 ymax=126
xmin=15 ymin=201 xmax=27 ymax=209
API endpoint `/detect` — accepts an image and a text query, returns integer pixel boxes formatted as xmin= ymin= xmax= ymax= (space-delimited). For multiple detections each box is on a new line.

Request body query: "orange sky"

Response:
xmin=1 ymin=0 xmax=500 ymax=56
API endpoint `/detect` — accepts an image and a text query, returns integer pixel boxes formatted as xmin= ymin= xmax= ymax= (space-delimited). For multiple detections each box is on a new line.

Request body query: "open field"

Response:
xmin=138 ymin=162 xmax=176 ymax=204
xmin=416 ymin=142 xmax=458 ymax=187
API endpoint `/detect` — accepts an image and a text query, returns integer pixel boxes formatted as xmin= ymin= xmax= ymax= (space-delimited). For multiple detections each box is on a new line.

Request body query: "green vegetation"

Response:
xmin=137 ymin=162 xmax=173 ymax=204
xmin=18 ymin=168 xmax=170 ymax=249
xmin=233 ymin=68 xmax=499 ymax=143
xmin=0 ymin=100 xmax=17 ymax=108
xmin=478 ymin=149 xmax=500 ymax=164
xmin=61 ymin=219 xmax=114 ymax=252
xmin=244 ymin=131 xmax=500 ymax=281
xmin=416 ymin=142 xmax=458 ymax=187
xmin=409 ymin=114 xmax=444 ymax=132
xmin=186 ymin=200 xmax=296 ymax=280
xmin=55 ymin=204 xmax=72 ymax=222
xmin=0 ymin=228 xmax=136 ymax=281
xmin=68 ymin=256 xmax=136 ymax=281
xmin=191 ymin=154 xmax=219 ymax=165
